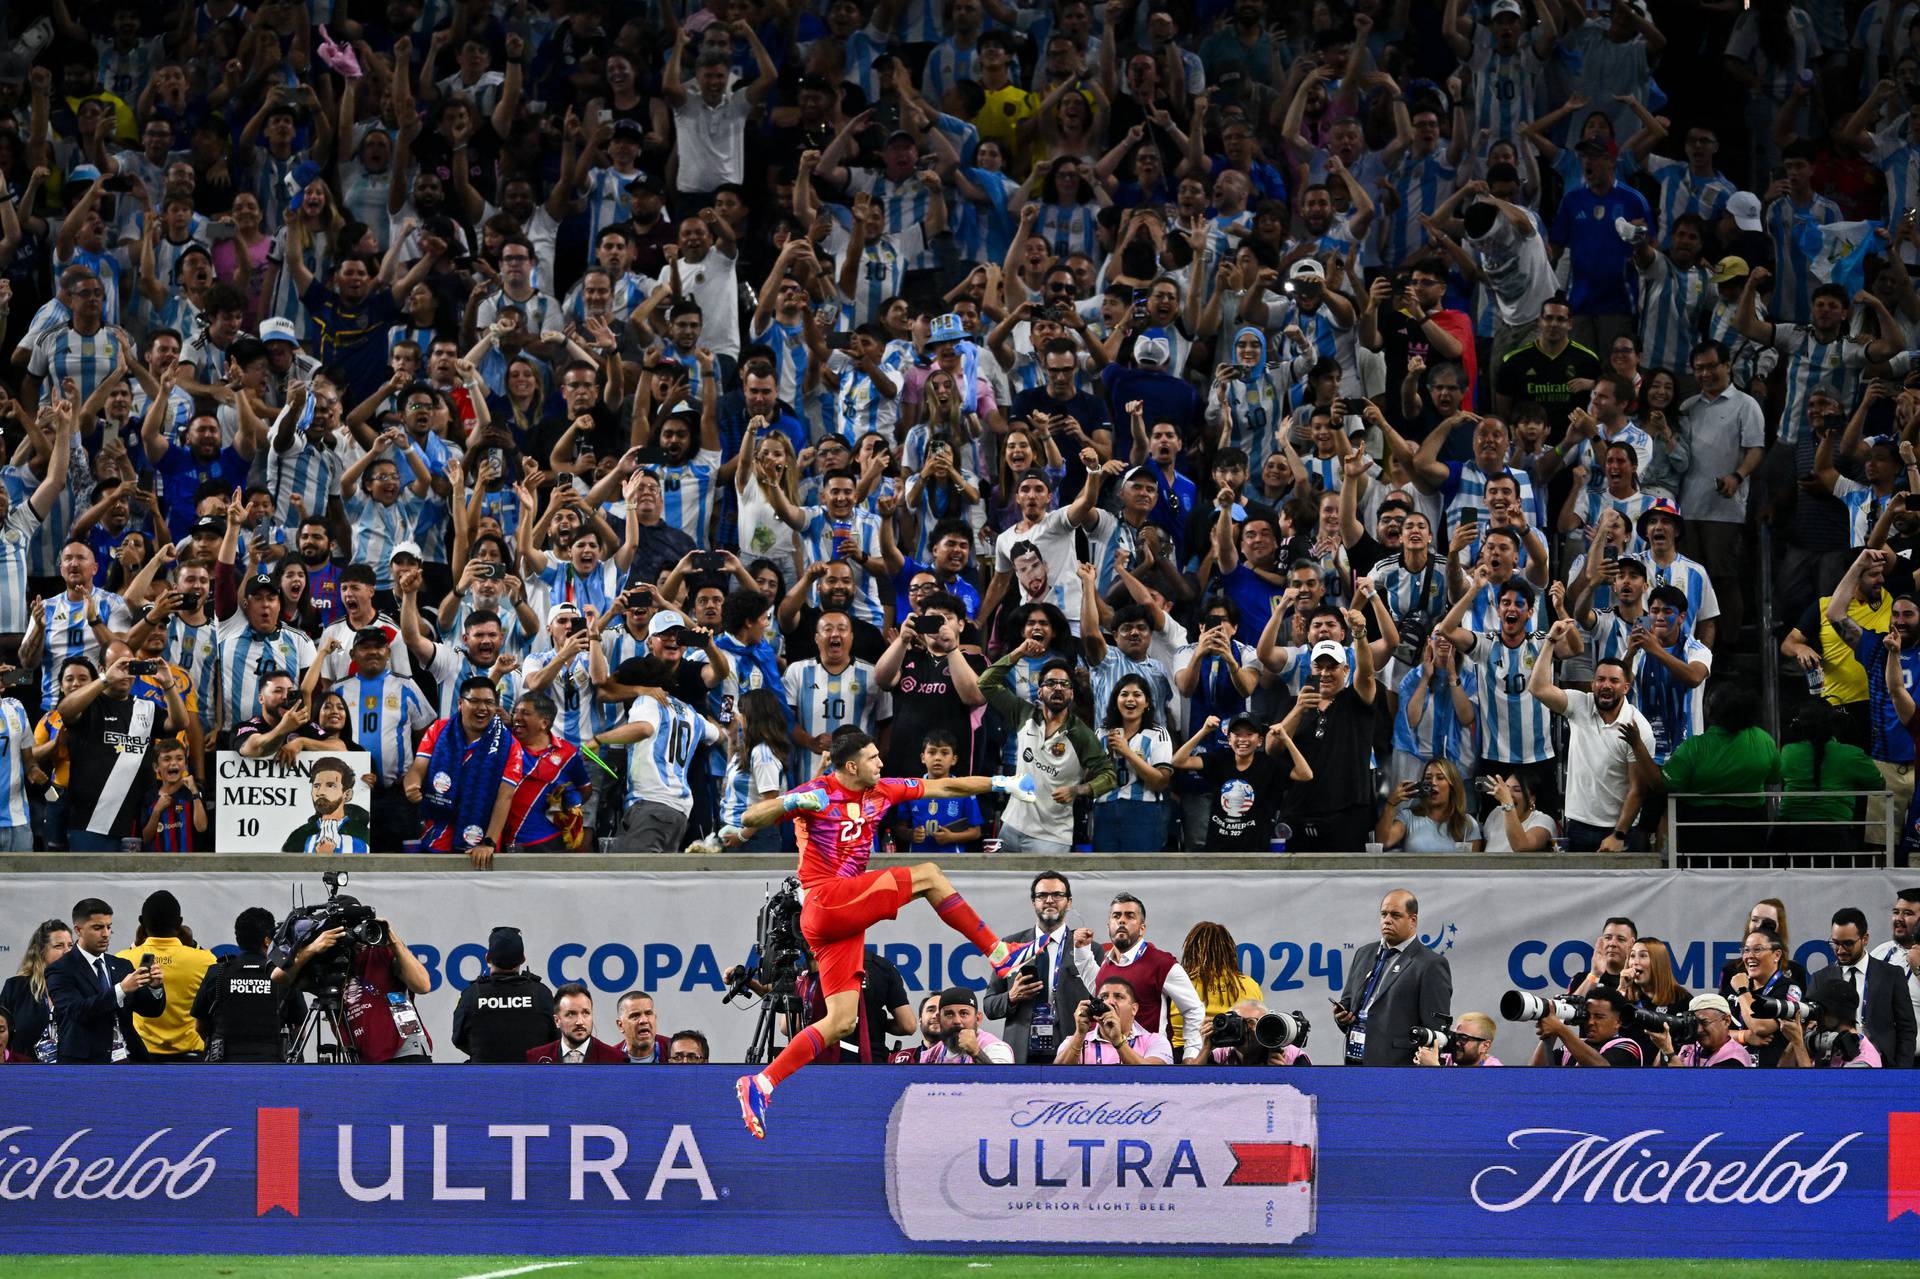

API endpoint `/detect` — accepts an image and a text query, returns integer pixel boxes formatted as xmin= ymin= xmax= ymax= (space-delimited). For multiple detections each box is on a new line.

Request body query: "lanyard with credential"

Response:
xmin=1359 ymin=946 xmax=1395 ymax=1011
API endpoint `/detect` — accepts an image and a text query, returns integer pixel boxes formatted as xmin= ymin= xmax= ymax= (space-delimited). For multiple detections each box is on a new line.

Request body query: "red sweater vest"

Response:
xmin=1096 ymin=943 xmax=1178 ymax=1033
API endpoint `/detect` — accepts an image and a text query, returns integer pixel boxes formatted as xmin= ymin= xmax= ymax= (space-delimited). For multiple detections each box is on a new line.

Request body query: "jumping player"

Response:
xmin=724 ymin=729 xmax=1039 ymax=1138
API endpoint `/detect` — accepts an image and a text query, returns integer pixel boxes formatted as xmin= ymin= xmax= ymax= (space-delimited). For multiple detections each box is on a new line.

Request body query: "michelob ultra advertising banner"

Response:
xmin=0 ymin=1069 xmax=1917 ymax=1258
xmin=0 ymin=869 xmax=1899 ymax=1064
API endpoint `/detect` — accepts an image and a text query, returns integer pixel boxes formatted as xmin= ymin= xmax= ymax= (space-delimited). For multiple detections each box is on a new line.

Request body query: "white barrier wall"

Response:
xmin=1 ymin=869 xmax=1903 ymax=1062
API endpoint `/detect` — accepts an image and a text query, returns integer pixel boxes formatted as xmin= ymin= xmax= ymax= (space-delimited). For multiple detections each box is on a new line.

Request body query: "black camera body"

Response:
xmin=724 ymin=877 xmax=808 ymax=1013
xmin=1084 ymin=996 xmax=1111 ymax=1023
xmin=1628 ymin=1005 xmax=1700 ymax=1040
xmin=278 ymin=873 xmax=386 ymax=1001
xmin=1391 ymin=609 xmax=1430 ymax=668
xmin=1214 ymin=1009 xmax=1310 ymax=1058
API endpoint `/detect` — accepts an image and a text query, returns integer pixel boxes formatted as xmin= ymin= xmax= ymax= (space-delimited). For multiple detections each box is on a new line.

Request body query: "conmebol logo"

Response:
xmin=884 ymin=1083 xmax=1316 ymax=1246
xmin=1469 ymin=1128 xmax=1859 ymax=1213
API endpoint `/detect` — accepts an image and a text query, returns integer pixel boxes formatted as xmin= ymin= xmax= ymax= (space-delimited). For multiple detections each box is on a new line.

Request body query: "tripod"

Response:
xmin=289 ymin=991 xmax=360 ymax=1063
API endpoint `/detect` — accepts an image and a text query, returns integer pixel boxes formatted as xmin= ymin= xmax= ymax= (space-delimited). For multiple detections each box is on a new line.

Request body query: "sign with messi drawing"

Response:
xmin=4 ymin=1068 xmax=1920 ymax=1258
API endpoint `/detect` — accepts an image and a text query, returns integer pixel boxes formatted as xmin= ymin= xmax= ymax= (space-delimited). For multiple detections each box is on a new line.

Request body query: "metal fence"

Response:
xmin=1664 ymin=789 xmax=1897 ymax=869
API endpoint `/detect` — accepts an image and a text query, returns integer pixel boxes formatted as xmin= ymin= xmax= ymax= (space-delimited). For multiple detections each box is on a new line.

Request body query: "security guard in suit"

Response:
xmin=451 ymin=927 xmax=556 ymax=1062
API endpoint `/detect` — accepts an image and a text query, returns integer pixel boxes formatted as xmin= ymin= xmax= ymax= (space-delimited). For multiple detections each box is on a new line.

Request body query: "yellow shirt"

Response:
xmin=1166 ymin=972 xmax=1263 ymax=1049
xmin=117 ymin=936 xmax=218 ymax=1056
xmin=1815 ymin=592 xmax=1890 ymax=706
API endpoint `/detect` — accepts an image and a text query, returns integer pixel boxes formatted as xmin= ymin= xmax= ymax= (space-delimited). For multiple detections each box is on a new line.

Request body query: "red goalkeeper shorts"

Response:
xmin=801 ymin=866 xmax=914 ymax=998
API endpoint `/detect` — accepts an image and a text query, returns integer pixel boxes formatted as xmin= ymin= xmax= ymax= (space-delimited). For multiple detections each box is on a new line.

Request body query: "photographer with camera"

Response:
xmin=1644 ymin=994 xmax=1753 ymax=1067
xmin=271 ymin=888 xmax=432 ymax=1063
xmin=1724 ymin=926 xmax=1802 ymax=1067
xmin=1412 ymin=1013 xmax=1501 ymax=1066
xmin=192 ymin=907 xmax=294 ymax=1063
xmin=1055 ymin=976 xmax=1174 ymax=1065
xmin=1774 ymin=980 xmax=1882 ymax=1068
xmin=920 ymin=987 xmax=1014 ymax=1064
xmin=1529 ymin=985 xmax=1644 ymax=1066
xmin=451 ymin=927 xmax=556 ymax=1063
xmin=982 ymin=871 xmax=1099 ymax=1065
xmin=1203 ymin=1000 xmax=1313 ymax=1066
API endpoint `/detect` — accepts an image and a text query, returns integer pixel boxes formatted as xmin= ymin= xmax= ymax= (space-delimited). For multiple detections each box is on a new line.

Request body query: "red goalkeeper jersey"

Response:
xmin=791 ymin=776 xmax=926 ymax=888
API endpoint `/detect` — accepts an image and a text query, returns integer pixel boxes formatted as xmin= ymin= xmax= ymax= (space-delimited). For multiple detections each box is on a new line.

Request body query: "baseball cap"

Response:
xmin=938 ymin=986 xmax=978 ymax=1009
xmin=1225 ymin=713 xmax=1264 ymax=735
xmin=1808 ymin=382 xmax=1843 ymax=404
xmin=1135 ymin=330 xmax=1172 ymax=368
xmin=189 ymin=515 xmax=225 ymax=538
xmin=547 ymin=601 xmax=584 ymax=625
xmin=69 ymin=163 xmax=102 ymax=184
xmin=258 ymin=317 xmax=300 ymax=345
xmin=487 ymin=926 xmax=526 ymax=968
xmin=1725 ymin=191 xmax=1763 ymax=232
xmin=1120 ymin=464 xmax=1157 ymax=487
xmin=352 ymin=625 xmax=391 ymax=648
xmin=1288 ymin=258 xmax=1326 ymax=282
xmin=1710 ymin=256 xmax=1751 ymax=284
xmin=884 ymin=128 xmax=917 ymax=147
xmin=1490 ymin=0 xmax=1525 ymax=15
xmin=611 ymin=117 xmax=645 ymax=140
xmin=391 ymin=540 xmax=423 ymax=562
xmin=1687 ymin=993 xmax=1732 ymax=1018
xmin=1574 ymin=136 xmax=1618 ymax=158
xmin=245 ymin=573 xmax=279 ymax=597
xmin=1310 ymin=639 xmax=1349 ymax=665
xmin=646 ymin=608 xmax=690 ymax=638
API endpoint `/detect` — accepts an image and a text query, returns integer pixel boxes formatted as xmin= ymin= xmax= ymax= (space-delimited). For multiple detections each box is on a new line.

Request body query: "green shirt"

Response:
xmin=1660 ymin=726 xmax=1781 ymax=808
xmin=1776 ymin=740 xmax=1884 ymax=824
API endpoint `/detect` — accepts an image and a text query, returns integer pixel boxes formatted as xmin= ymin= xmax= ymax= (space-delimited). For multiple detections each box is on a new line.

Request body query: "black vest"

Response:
xmin=207 ymin=952 xmax=286 ymax=1063
xmin=463 ymin=971 xmax=556 ymax=1062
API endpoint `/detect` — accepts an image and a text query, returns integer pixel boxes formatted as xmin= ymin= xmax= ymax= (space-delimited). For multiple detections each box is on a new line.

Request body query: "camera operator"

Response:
xmin=920 ymin=987 xmax=1015 ymax=1064
xmin=1413 ymin=1013 xmax=1501 ymax=1066
xmin=888 ymin=994 xmax=945 ymax=1063
xmin=1203 ymin=1000 xmax=1312 ymax=1065
xmin=1723 ymin=926 xmax=1801 ymax=1067
xmin=1055 ymin=976 xmax=1174 ymax=1064
xmin=1530 ymin=986 xmax=1644 ymax=1066
xmin=191 ymin=908 xmax=294 ymax=1063
xmin=270 ymin=903 xmax=433 ymax=1063
xmin=1645 ymin=995 xmax=1753 ymax=1067
xmin=1775 ymin=982 xmax=1881 ymax=1068
xmin=451 ymin=927 xmax=555 ymax=1063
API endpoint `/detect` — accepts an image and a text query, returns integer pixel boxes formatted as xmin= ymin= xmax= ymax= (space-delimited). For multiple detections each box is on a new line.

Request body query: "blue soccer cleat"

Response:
xmin=736 ymin=1074 xmax=771 ymax=1139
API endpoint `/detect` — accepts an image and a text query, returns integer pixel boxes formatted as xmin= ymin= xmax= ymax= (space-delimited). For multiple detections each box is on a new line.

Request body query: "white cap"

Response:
xmin=1135 ymin=334 xmax=1172 ymax=368
xmin=391 ymin=540 xmax=423 ymax=561
xmin=1288 ymin=258 xmax=1326 ymax=282
xmin=1490 ymin=0 xmax=1524 ymax=14
xmin=1725 ymin=191 xmax=1762 ymax=233
xmin=258 ymin=317 xmax=300 ymax=344
xmin=545 ymin=600 xmax=582 ymax=624
xmin=646 ymin=609 xmax=689 ymax=638
xmin=1310 ymin=639 xmax=1349 ymax=665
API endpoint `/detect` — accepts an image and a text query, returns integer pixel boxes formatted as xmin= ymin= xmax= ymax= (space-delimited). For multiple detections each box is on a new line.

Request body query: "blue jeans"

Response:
xmin=0 ymin=823 xmax=31 ymax=851
xmin=67 ymin=830 xmax=128 ymax=852
xmin=1093 ymin=799 xmax=1170 ymax=853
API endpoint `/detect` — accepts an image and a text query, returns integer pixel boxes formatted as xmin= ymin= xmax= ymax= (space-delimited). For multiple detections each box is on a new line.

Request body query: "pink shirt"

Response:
xmin=1828 ymin=1036 xmax=1882 ymax=1067
xmin=921 ymin=1027 xmax=1015 ymax=1064
xmin=1076 ymin=1028 xmax=1173 ymax=1064
xmin=1678 ymin=1038 xmax=1754 ymax=1067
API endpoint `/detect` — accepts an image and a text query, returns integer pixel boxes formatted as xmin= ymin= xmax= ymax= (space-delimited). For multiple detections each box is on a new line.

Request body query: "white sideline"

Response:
xmin=454 ymin=1264 xmax=578 ymax=1279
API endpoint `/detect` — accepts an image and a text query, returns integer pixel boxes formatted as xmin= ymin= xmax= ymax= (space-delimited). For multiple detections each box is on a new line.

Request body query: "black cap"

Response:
xmin=190 ymin=516 xmax=225 ymax=538
xmin=487 ymin=926 xmax=526 ymax=968
xmin=798 ymin=73 xmax=835 ymax=96
xmin=352 ymin=626 xmax=391 ymax=648
xmin=1647 ymin=584 xmax=1690 ymax=613
xmin=938 ymin=986 xmax=978 ymax=1009
xmin=244 ymin=573 xmax=278 ymax=597
xmin=1225 ymin=713 xmax=1264 ymax=735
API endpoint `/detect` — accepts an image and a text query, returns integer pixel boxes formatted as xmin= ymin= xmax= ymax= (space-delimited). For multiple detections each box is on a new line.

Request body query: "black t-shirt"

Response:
xmin=1008 ymin=387 xmax=1112 ymax=500
xmin=1282 ymin=686 xmax=1376 ymax=818
xmin=531 ymin=405 xmax=627 ymax=468
xmin=809 ymin=952 xmax=910 ymax=1062
xmin=1201 ymin=749 xmax=1289 ymax=851
xmin=67 ymin=694 xmax=172 ymax=838
xmin=1494 ymin=341 xmax=1604 ymax=434
xmin=885 ymin=648 xmax=990 ymax=776
xmin=784 ymin=606 xmax=888 ymax=665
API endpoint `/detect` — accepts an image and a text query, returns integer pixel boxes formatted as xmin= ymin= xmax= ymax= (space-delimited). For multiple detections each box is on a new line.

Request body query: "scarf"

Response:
xmin=422 ymin=713 xmax=513 ymax=849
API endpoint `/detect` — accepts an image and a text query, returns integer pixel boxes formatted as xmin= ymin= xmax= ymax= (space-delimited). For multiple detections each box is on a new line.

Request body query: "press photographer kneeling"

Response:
xmin=1643 ymin=994 xmax=1753 ymax=1067
xmin=1766 ymin=981 xmax=1882 ymax=1068
xmin=1517 ymin=987 xmax=1644 ymax=1066
xmin=1198 ymin=1000 xmax=1312 ymax=1065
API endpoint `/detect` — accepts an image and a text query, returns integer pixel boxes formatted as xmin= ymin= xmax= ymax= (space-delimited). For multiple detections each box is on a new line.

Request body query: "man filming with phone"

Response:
xmin=58 ymin=644 xmax=191 ymax=850
xmin=983 ymin=870 xmax=1100 ymax=1064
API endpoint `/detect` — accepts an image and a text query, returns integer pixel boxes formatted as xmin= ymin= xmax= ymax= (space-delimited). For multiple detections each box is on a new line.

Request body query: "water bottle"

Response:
xmin=1270 ymin=822 xmax=1291 ymax=854
xmin=1804 ymin=664 xmax=1825 ymax=696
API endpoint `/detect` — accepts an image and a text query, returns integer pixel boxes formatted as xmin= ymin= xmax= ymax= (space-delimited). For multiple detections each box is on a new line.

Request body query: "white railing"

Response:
xmin=1662 ymin=790 xmax=1896 ymax=868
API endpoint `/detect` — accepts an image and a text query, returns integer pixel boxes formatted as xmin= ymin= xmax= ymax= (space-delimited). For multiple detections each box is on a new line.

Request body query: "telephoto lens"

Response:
xmin=1500 ymin=990 xmax=1586 ymax=1023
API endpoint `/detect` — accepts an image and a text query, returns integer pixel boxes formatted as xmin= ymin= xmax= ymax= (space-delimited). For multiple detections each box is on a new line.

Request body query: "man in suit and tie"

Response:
xmin=982 ymin=870 xmax=1100 ymax=1065
xmin=45 ymin=897 xmax=166 ymax=1064
xmin=1333 ymin=888 xmax=1452 ymax=1065
xmin=1816 ymin=907 xmax=1916 ymax=1068
xmin=526 ymin=983 xmax=628 ymax=1063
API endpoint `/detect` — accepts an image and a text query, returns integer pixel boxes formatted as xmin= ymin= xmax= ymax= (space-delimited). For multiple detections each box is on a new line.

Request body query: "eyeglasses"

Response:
xmin=1740 ymin=944 xmax=1780 ymax=955
xmin=1039 ymin=679 xmax=1074 ymax=689
xmin=1032 ymin=891 xmax=1069 ymax=900
xmin=461 ymin=696 xmax=499 ymax=709
xmin=667 ymin=1052 xmax=705 ymax=1062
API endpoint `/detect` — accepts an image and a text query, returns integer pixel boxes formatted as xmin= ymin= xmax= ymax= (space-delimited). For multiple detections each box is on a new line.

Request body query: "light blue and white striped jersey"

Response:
xmin=1378 ymin=150 xmax=1456 ymax=270
xmin=1088 ymin=650 xmax=1174 ymax=729
xmin=56 ymin=247 xmax=128 ymax=325
xmin=1097 ymin=725 xmax=1174 ymax=805
xmin=832 ymin=26 xmax=891 ymax=101
xmin=894 ymin=0 xmax=944 ymax=47
xmin=344 ymin=490 xmax=427 ymax=590
xmin=1268 ymin=643 xmax=1358 ymax=696
xmin=36 ymin=589 xmax=131 ymax=706
xmin=26 ymin=429 xmax=90 ymax=578
xmin=1205 ymin=209 xmax=1254 ymax=268
xmin=921 ymin=38 xmax=981 ymax=104
xmin=798 ymin=506 xmax=888 ymax=625
xmin=334 ymin=671 xmax=433 ymax=784
xmin=1867 ymin=131 xmax=1920 ymax=231
xmin=214 ymin=617 xmax=316 ymax=732
xmin=0 ymin=502 xmax=40 ymax=635
xmin=1301 ymin=451 xmax=1344 ymax=493
xmin=782 ymin=658 xmax=888 ymax=747
xmin=582 ymin=166 xmax=645 ymax=244
xmin=338 ymin=160 xmax=393 ymax=249
xmin=265 ymin=226 xmax=328 ymax=337
xmin=1465 ymin=628 xmax=1554 ymax=764
xmin=1635 ymin=553 xmax=1728 ymax=622
xmin=1036 ymin=202 xmax=1100 ymax=260
xmin=265 ymin=432 xmax=342 ymax=526
xmin=1468 ymin=36 xmax=1543 ymax=143
xmin=843 ymin=222 xmax=927 ymax=326
xmin=656 ymin=448 xmax=725 ymax=547
xmin=1631 ymin=635 xmax=1713 ymax=763
xmin=0 ymin=698 xmax=30 ymax=827
xmin=830 ymin=346 xmax=908 ymax=439
xmin=1831 ymin=475 xmax=1898 ymax=546
xmin=721 ymin=741 xmax=787 ymax=827
xmin=1573 ymin=487 xmax=1657 ymax=538
xmin=1443 ymin=460 xmax=1542 ymax=529
xmin=848 ymin=170 xmax=938 ymax=272
xmin=1764 ymin=193 xmax=1842 ymax=327
xmin=1563 ymin=420 xmax=1655 ymax=480
xmin=564 ymin=272 xmax=652 ymax=326
xmin=1463 ymin=577 xmax=1549 ymax=633
xmin=1586 ymin=607 xmax=1643 ymax=664
xmin=1212 ymin=369 xmax=1287 ymax=472
xmin=624 ymin=693 xmax=722 ymax=815
xmin=163 ymin=616 xmax=220 ymax=737
xmin=596 ymin=624 xmax=652 ymax=734
xmin=1635 ymin=251 xmax=1714 ymax=376
xmin=538 ymin=558 xmax=623 ymax=619
xmin=1392 ymin=661 xmax=1478 ymax=767
xmin=1773 ymin=323 xmax=1866 ymax=444
xmin=424 ymin=641 xmax=523 ymax=721
xmin=1370 ymin=551 xmax=1451 ymax=626
xmin=27 ymin=325 xmax=123 ymax=406
xmin=954 ymin=166 xmax=1019 ymax=265
xmin=1643 ymin=155 xmax=1737 ymax=250
xmin=752 ymin=317 xmax=809 ymax=407
xmin=524 ymin=648 xmax=595 ymax=747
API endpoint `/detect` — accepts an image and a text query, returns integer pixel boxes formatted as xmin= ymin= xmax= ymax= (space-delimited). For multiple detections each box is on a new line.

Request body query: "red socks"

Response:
xmin=934 ymin=892 xmax=1002 ymax=957
xmin=761 ymin=1025 xmax=827 ymax=1090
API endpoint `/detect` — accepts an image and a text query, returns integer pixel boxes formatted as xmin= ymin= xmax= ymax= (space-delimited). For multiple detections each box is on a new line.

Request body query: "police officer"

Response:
xmin=452 ymin=927 xmax=556 ymax=1062
xmin=191 ymin=907 xmax=294 ymax=1062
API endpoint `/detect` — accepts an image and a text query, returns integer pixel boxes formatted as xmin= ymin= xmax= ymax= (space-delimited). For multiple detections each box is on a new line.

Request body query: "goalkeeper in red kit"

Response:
xmin=727 ymin=730 xmax=1041 ymax=1138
